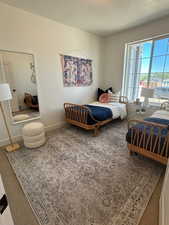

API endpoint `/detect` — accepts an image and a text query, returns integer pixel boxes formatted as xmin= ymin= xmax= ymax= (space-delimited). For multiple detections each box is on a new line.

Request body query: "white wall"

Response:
xmin=102 ymin=15 xmax=169 ymax=92
xmin=0 ymin=2 xmax=103 ymax=146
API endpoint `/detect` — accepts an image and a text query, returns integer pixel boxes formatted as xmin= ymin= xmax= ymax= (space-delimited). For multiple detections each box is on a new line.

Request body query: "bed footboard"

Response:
xmin=127 ymin=120 xmax=169 ymax=165
xmin=64 ymin=103 xmax=101 ymax=135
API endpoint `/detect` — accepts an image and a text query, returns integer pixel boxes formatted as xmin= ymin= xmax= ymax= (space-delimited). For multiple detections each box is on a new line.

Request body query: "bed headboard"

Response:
xmin=108 ymin=94 xmax=128 ymax=104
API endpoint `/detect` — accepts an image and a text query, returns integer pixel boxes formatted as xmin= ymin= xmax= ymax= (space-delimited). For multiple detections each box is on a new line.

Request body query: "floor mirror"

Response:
xmin=0 ymin=50 xmax=40 ymax=123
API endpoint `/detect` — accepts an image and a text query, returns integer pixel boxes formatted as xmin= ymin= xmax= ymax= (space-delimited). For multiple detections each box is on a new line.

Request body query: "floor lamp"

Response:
xmin=0 ymin=83 xmax=20 ymax=152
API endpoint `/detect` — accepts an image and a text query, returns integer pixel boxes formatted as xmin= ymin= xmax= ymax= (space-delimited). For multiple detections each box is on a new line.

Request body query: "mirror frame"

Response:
xmin=0 ymin=49 xmax=41 ymax=125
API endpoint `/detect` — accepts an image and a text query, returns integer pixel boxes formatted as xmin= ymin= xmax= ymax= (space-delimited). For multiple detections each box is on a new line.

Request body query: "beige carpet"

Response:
xmin=5 ymin=121 xmax=164 ymax=225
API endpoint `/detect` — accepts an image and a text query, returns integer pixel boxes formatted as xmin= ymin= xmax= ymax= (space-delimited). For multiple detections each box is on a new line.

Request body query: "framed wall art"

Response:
xmin=60 ymin=54 xmax=93 ymax=87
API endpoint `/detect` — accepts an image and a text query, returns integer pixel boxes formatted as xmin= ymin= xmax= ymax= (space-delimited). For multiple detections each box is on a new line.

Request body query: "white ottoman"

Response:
xmin=22 ymin=122 xmax=46 ymax=148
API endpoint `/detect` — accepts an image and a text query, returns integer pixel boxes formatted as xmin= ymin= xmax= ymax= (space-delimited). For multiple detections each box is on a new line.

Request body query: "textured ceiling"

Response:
xmin=1 ymin=0 xmax=169 ymax=36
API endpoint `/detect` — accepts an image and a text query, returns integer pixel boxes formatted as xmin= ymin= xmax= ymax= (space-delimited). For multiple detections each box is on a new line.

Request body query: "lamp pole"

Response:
xmin=0 ymin=102 xmax=20 ymax=152
xmin=0 ymin=102 xmax=13 ymax=145
xmin=0 ymin=83 xmax=20 ymax=151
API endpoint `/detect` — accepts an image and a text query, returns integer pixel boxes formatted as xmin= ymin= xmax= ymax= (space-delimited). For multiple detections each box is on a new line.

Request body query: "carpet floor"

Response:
xmin=6 ymin=121 xmax=164 ymax=225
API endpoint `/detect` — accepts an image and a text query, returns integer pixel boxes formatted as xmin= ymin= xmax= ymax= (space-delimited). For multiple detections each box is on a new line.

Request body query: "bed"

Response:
xmin=126 ymin=102 xmax=169 ymax=165
xmin=64 ymin=96 xmax=128 ymax=135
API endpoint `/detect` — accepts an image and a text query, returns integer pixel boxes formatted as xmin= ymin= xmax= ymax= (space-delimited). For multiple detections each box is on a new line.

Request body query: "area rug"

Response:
xmin=6 ymin=121 xmax=163 ymax=225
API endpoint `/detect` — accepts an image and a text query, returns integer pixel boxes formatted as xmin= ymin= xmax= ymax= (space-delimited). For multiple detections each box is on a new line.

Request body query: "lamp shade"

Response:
xmin=141 ymin=87 xmax=154 ymax=98
xmin=0 ymin=83 xmax=12 ymax=102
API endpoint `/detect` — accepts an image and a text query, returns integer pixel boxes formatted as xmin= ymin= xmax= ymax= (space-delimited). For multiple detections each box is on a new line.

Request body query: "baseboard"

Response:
xmin=159 ymin=195 xmax=164 ymax=225
xmin=45 ymin=121 xmax=66 ymax=132
xmin=0 ymin=121 xmax=66 ymax=147
xmin=159 ymin=165 xmax=169 ymax=225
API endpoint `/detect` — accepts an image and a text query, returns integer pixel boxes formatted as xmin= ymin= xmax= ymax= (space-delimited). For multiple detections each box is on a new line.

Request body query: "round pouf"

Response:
xmin=22 ymin=122 xmax=46 ymax=148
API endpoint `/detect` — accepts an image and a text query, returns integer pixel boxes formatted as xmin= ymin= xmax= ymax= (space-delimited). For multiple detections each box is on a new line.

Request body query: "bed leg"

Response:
xmin=94 ymin=127 xmax=99 ymax=136
xmin=129 ymin=150 xmax=133 ymax=156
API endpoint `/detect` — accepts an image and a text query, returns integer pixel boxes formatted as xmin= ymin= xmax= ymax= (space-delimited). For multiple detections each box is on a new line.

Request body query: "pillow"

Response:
xmin=97 ymin=87 xmax=113 ymax=100
xmin=32 ymin=96 xmax=38 ymax=105
xmin=108 ymin=92 xmax=120 ymax=102
xmin=99 ymin=93 xmax=109 ymax=103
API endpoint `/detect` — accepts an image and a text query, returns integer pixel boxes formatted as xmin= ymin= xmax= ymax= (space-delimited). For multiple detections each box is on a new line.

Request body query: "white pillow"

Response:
xmin=151 ymin=110 xmax=169 ymax=120
xmin=108 ymin=92 xmax=120 ymax=102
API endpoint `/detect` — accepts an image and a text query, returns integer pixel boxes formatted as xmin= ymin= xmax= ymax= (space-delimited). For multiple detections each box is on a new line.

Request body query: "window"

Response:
xmin=122 ymin=35 xmax=169 ymax=104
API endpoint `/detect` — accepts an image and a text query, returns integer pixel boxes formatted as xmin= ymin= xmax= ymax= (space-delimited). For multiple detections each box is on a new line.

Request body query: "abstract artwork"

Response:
xmin=60 ymin=55 xmax=93 ymax=87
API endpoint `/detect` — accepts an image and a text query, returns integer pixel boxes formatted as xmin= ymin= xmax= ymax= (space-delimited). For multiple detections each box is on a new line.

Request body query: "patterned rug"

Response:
xmin=6 ymin=120 xmax=163 ymax=225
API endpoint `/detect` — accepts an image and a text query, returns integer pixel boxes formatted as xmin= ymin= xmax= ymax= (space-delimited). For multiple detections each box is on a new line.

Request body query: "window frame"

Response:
xmin=122 ymin=33 xmax=169 ymax=102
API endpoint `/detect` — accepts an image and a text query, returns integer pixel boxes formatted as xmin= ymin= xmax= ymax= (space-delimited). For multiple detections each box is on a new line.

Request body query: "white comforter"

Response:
xmin=151 ymin=110 xmax=169 ymax=120
xmin=89 ymin=101 xmax=127 ymax=120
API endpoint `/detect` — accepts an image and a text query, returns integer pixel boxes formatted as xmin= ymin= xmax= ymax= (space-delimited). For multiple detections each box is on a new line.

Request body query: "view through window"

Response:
xmin=122 ymin=35 xmax=169 ymax=104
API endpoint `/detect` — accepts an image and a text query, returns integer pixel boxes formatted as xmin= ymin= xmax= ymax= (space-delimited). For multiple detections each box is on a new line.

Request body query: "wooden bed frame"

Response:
xmin=128 ymin=102 xmax=169 ymax=165
xmin=64 ymin=96 xmax=128 ymax=136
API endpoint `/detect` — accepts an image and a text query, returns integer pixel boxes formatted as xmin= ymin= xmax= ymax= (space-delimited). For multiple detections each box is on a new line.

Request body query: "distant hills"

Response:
xmin=140 ymin=72 xmax=169 ymax=81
